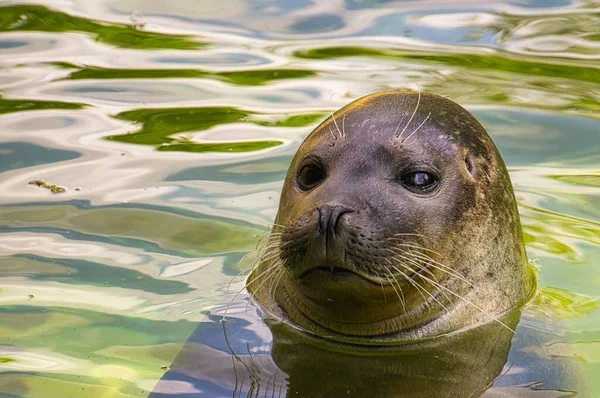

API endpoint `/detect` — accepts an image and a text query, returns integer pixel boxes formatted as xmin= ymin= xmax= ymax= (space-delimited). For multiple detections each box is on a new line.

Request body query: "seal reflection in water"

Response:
xmin=247 ymin=91 xmax=536 ymax=396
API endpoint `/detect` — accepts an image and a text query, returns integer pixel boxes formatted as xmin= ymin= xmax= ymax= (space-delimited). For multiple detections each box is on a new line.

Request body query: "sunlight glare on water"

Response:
xmin=0 ymin=0 xmax=599 ymax=397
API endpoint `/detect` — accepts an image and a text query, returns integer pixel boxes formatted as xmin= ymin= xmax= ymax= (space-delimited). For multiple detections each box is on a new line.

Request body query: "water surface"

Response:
xmin=0 ymin=1 xmax=599 ymax=396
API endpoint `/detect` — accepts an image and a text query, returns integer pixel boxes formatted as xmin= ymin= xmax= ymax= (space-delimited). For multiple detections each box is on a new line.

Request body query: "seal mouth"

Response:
xmin=298 ymin=266 xmax=384 ymax=286
xmin=298 ymin=266 xmax=354 ymax=278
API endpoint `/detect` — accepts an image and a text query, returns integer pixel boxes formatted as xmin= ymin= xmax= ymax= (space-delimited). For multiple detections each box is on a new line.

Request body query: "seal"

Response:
xmin=248 ymin=90 xmax=536 ymax=345
xmin=153 ymin=91 xmax=586 ymax=398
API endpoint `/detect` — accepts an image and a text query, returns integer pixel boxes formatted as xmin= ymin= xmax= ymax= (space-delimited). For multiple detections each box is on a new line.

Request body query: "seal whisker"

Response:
xmin=229 ymin=232 xmax=278 ymax=284
xmin=397 ymin=89 xmax=422 ymax=140
xmin=228 ymin=251 xmax=273 ymax=293
xmin=391 ymin=232 xmax=426 ymax=238
xmin=388 ymin=263 xmax=434 ymax=308
xmin=255 ymin=246 xmax=281 ymax=258
xmin=244 ymin=270 xmax=282 ymax=317
xmin=330 ymin=106 xmax=344 ymax=140
xmin=387 ymin=252 xmax=437 ymax=287
xmin=241 ymin=238 xmax=283 ymax=278
xmin=390 ymin=240 xmax=441 ymax=256
xmin=269 ymin=223 xmax=287 ymax=229
xmin=228 ymin=268 xmax=253 ymax=290
xmin=390 ymin=260 xmax=451 ymax=313
xmin=374 ymin=267 xmax=388 ymax=303
xmin=328 ymin=126 xmax=337 ymax=141
xmin=258 ymin=234 xmax=283 ymax=249
xmin=389 ymin=249 xmax=470 ymax=308
xmin=392 ymin=114 xmax=406 ymax=140
xmin=391 ymin=243 xmax=474 ymax=287
xmin=342 ymin=114 xmax=347 ymax=138
xmin=248 ymin=253 xmax=280 ymax=276
xmin=252 ymin=233 xmax=283 ymax=257
xmin=224 ymin=271 xmax=272 ymax=318
xmin=407 ymin=251 xmax=474 ymax=288
xmin=386 ymin=258 xmax=428 ymax=301
xmin=402 ymin=112 xmax=431 ymax=144
xmin=256 ymin=236 xmax=283 ymax=252
xmin=263 ymin=268 xmax=286 ymax=311
xmin=379 ymin=276 xmax=388 ymax=303
xmin=259 ymin=242 xmax=283 ymax=253
xmin=386 ymin=243 xmax=474 ymax=288
xmin=392 ymin=232 xmax=426 ymax=237
xmin=249 ymin=247 xmax=286 ymax=300
xmin=388 ymin=274 xmax=407 ymax=313
xmin=386 ymin=248 xmax=437 ymax=281
xmin=265 ymin=231 xmax=284 ymax=236
xmin=226 ymin=255 xmax=282 ymax=316
xmin=413 ymin=270 xmax=453 ymax=305
xmin=390 ymin=233 xmax=431 ymax=243
xmin=268 ymin=267 xmax=286 ymax=305
xmin=258 ymin=247 xmax=282 ymax=261
xmin=247 ymin=259 xmax=280 ymax=290
xmin=409 ymin=270 xmax=515 ymax=333
xmin=389 ymin=240 xmax=444 ymax=261
xmin=254 ymin=241 xmax=281 ymax=263
xmin=256 ymin=230 xmax=279 ymax=243
xmin=279 ymin=239 xmax=298 ymax=249
xmin=382 ymin=261 xmax=406 ymax=312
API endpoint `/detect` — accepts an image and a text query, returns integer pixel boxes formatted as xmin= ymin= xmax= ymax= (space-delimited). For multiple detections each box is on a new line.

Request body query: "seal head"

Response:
xmin=248 ymin=91 xmax=535 ymax=345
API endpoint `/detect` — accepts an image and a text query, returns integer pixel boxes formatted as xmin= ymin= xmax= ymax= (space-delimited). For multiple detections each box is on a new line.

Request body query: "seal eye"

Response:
xmin=400 ymin=171 xmax=438 ymax=193
xmin=297 ymin=164 xmax=325 ymax=191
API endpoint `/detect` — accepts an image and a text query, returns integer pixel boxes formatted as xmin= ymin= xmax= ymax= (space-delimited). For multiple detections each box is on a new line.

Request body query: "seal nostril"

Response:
xmin=317 ymin=204 xmax=354 ymax=238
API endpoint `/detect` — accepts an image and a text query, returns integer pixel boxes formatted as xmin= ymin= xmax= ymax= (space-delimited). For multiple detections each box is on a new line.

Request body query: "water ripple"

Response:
xmin=1 ymin=0 xmax=599 ymax=396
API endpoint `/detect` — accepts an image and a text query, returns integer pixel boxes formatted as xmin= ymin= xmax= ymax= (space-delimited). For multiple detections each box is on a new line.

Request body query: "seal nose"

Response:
xmin=317 ymin=204 xmax=353 ymax=237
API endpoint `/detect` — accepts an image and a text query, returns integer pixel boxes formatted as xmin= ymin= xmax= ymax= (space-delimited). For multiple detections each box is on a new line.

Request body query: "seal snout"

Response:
xmin=317 ymin=203 xmax=354 ymax=269
xmin=317 ymin=204 xmax=353 ymax=239
xmin=279 ymin=204 xmax=358 ymax=279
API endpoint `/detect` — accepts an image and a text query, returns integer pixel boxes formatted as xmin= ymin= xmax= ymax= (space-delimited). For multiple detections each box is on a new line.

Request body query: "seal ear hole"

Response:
xmin=297 ymin=163 xmax=326 ymax=191
xmin=465 ymin=153 xmax=475 ymax=176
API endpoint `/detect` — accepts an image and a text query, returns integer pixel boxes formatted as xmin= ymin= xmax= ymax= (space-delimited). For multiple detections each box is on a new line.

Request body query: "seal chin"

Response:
xmin=280 ymin=265 xmax=411 ymax=329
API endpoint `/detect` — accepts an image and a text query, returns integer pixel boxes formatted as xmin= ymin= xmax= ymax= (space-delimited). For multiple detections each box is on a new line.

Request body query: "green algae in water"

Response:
xmin=549 ymin=173 xmax=600 ymax=188
xmin=218 ymin=69 xmax=317 ymax=85
xmin=0 ymin=97 xmax=85 ymax=115
xmin=63 ymin=66 xmax=316 ymax=86
xmin=156 ymin=140 xmax=283 ymax=153
xmin=294 ymin=46 xmax=600 ymax=85
xmin=255 ymin=113 xmax=326 ymax=128
xmin=107 ymin=107 xmax=283 ymax=153
xmin=110 ymin=107 xmax=250 ymax=146
xmin=106 ymin=107 xmax=324 ymax=153
xmin=530 ymin=287 xmax=599 ymax=319
xmin=0 ymin=5 xmax=203 ymax=50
